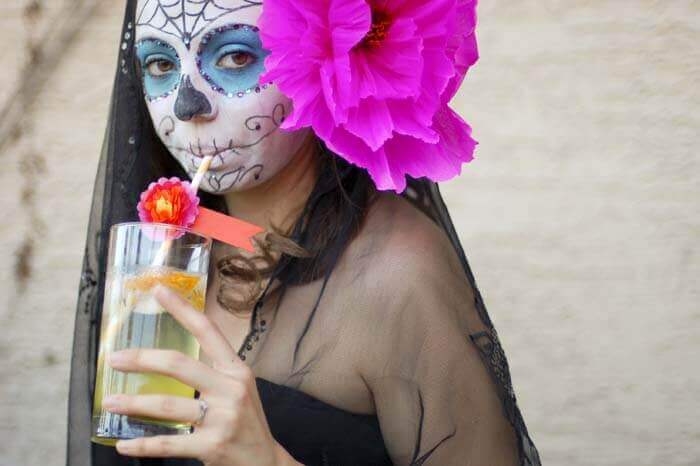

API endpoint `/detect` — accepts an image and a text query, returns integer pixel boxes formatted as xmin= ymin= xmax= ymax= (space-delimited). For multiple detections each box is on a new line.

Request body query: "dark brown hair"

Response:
xmin=209 ymin=140 xmax=376 ymax=314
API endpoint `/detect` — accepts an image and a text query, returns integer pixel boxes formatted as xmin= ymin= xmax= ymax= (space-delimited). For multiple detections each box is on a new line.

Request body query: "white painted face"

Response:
xmin=134 ymin=0 xmax=310 ymax=193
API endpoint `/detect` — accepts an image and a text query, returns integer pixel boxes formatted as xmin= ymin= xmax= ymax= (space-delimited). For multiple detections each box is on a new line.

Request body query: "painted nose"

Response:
xmin=174 ymin=75 xmax=212 ymax=121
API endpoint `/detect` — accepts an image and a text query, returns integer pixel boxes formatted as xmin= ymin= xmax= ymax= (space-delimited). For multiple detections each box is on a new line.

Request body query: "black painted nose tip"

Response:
xmin=174 ymin=75 xmax=212 ymax=121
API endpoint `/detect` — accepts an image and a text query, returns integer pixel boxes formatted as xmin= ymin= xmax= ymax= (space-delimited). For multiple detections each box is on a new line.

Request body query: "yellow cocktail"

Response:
xmin=91 ymin=268 xmax=206 ymax=446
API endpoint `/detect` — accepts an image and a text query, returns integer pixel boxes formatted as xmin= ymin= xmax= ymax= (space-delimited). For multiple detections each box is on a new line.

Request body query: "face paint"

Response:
xmin=135 ymin=39 xmax=180 ymax=100
xmin=197 ymin=24 xmax=270 ymax=98
xmin=135 ymin=0 xmax=311 ymax=194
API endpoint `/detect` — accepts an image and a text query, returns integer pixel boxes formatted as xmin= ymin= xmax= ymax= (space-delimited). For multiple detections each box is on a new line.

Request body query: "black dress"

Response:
xmin=256 ymin=378 xmax=392 ymax=466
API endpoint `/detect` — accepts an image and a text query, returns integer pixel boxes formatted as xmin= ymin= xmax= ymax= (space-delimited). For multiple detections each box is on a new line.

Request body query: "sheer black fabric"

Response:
xmin=66 ymin=2 xmax=541 ymax=465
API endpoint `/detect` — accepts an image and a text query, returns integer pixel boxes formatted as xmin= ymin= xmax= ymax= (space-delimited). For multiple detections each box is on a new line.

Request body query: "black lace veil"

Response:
xmin=67 ymin=2 xmax=540 ymax=465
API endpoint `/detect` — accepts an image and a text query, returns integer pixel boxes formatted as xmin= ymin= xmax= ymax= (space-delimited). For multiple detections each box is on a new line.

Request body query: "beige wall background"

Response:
xmin=0 ymin=1 xmax=697 ymax=465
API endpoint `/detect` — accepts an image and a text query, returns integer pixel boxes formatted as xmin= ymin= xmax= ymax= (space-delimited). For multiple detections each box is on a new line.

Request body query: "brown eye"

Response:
xmin=146 ymin=59 xmax=175 ymax=77
xmin=216 ymin=51 xmax=254 ymax=69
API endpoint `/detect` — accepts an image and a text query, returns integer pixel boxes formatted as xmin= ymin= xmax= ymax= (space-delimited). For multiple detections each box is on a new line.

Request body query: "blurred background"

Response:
xmin=0 ymin=1 xmax=697 ymax=465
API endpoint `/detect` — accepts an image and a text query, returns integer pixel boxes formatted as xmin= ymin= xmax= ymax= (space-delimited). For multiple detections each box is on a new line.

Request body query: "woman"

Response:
xmin=67 ymin=1 xmax=541 ymax=465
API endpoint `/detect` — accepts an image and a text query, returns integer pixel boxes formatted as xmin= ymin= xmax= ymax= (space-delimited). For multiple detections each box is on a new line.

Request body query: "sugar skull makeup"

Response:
xmin=135 ymin=0 xmax=310 ymax=194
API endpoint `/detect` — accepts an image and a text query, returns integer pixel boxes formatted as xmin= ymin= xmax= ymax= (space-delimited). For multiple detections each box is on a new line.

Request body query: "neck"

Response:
xmin=223 ymin=133 xmax=318 ymax=232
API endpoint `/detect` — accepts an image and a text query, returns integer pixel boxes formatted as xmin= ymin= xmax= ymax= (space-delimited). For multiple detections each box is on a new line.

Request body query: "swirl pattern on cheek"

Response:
xmin=203 ymin=104 xmax=288 ymax=192
xmin=207 ymin=164 xmax=265 ymax=192
xmin=157 ymin=115 xmax=175 ymax=137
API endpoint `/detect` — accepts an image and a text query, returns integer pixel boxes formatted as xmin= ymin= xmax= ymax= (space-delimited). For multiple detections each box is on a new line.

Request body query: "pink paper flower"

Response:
xmin=137 ymin=177 xmax=200 ymax=229
xmin=259 ymin=0 xmax=479 ymax=192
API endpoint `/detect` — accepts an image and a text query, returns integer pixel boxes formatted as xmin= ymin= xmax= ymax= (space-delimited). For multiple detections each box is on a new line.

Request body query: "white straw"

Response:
xmin=152 ymin=156 xmax=213 ymax=267
xmin=190 ymin=156 xmax=213 ymax=192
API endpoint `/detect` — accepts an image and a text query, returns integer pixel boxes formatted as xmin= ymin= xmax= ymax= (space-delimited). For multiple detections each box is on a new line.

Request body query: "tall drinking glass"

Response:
xmin=91 ymin=222 xmax=211 ymax=446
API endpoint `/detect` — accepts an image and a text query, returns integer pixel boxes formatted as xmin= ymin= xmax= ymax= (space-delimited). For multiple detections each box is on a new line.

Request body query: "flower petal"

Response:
xmin=349 ymin=17 xmax=423 ymax=102
xmin=343 ymin=97 xmax=395 ymax=151
xmin=259 ymin=0 xmax=480 ymax=190
xmin=136 ymin=177 xmax=201 ymax=228
xmin=442 ymin=0 xmax=479 ymax=102
xmin=327 ymin=105 xmax=477 ymax=192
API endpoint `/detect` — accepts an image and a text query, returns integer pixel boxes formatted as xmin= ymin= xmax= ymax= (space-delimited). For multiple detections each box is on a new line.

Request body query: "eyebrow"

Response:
xmin=136 ymin=0 xmax=262 ymax=48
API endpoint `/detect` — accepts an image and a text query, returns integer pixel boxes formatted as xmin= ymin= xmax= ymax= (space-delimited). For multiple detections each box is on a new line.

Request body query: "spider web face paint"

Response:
xmin=136 ymin=0 xmax=263 ymax=49
xmin=135 ymin=0 xmax=310 ymax=194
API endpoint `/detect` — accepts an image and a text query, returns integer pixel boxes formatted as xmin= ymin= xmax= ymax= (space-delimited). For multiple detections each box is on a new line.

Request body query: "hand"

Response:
xmin=103 ymin=285 xmax=300 ymax=466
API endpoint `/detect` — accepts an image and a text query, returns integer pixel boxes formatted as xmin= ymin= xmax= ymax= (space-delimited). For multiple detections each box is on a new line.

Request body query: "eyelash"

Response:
xmin=141 ymin=52 xmax=253 ymax=74
xmin=143 ymin=57 xmax=177 ymax=77
xmin=144 ymin=57 xmax=164 ymax=66
xmin=216 ymin=51 xmax=256 ymax=68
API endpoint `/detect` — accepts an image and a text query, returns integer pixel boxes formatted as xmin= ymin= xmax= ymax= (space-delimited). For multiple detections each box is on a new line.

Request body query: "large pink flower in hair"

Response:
xmin=259 ymin=0 xmax=479 ymax=192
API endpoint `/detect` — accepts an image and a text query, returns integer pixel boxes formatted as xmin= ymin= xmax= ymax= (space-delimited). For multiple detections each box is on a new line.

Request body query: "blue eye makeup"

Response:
xmin=135 ymin=38 xmax=181 ymax=101
xmin=196 ymin=24 xmax=271 ymax=98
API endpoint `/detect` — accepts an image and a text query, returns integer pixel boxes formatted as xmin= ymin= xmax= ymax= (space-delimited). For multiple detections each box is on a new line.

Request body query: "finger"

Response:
xmin=154 ymin=285 xmax=240 ymax=368
xmin=116 ymin=434 xmax=201 ymax=458
xmin=108 ymin=348 xmax=219 ymax=392
xmin=103 ymin=394 xmax=200 ymax=424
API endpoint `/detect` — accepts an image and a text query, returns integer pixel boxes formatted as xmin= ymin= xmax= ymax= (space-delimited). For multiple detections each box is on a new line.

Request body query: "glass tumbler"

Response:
xmin=91 ymin=222 xmax=211 ymax=446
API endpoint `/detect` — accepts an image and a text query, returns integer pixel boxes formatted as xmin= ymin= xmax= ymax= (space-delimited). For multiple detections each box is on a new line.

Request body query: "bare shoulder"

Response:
xmin=365 ymin=193 xmax=459 ymax=268
xmin=335 ymin=193 xmax=476 ymax=377
xmin=340 ymin=193 xmax=464 ymax=294
xmin=331 ymin=193 xmax=477 ymax=379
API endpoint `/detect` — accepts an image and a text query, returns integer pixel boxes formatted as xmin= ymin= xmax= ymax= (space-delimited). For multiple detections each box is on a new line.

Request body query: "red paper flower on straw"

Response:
xmin=137 ymin=177 xmax=200 ymax=229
